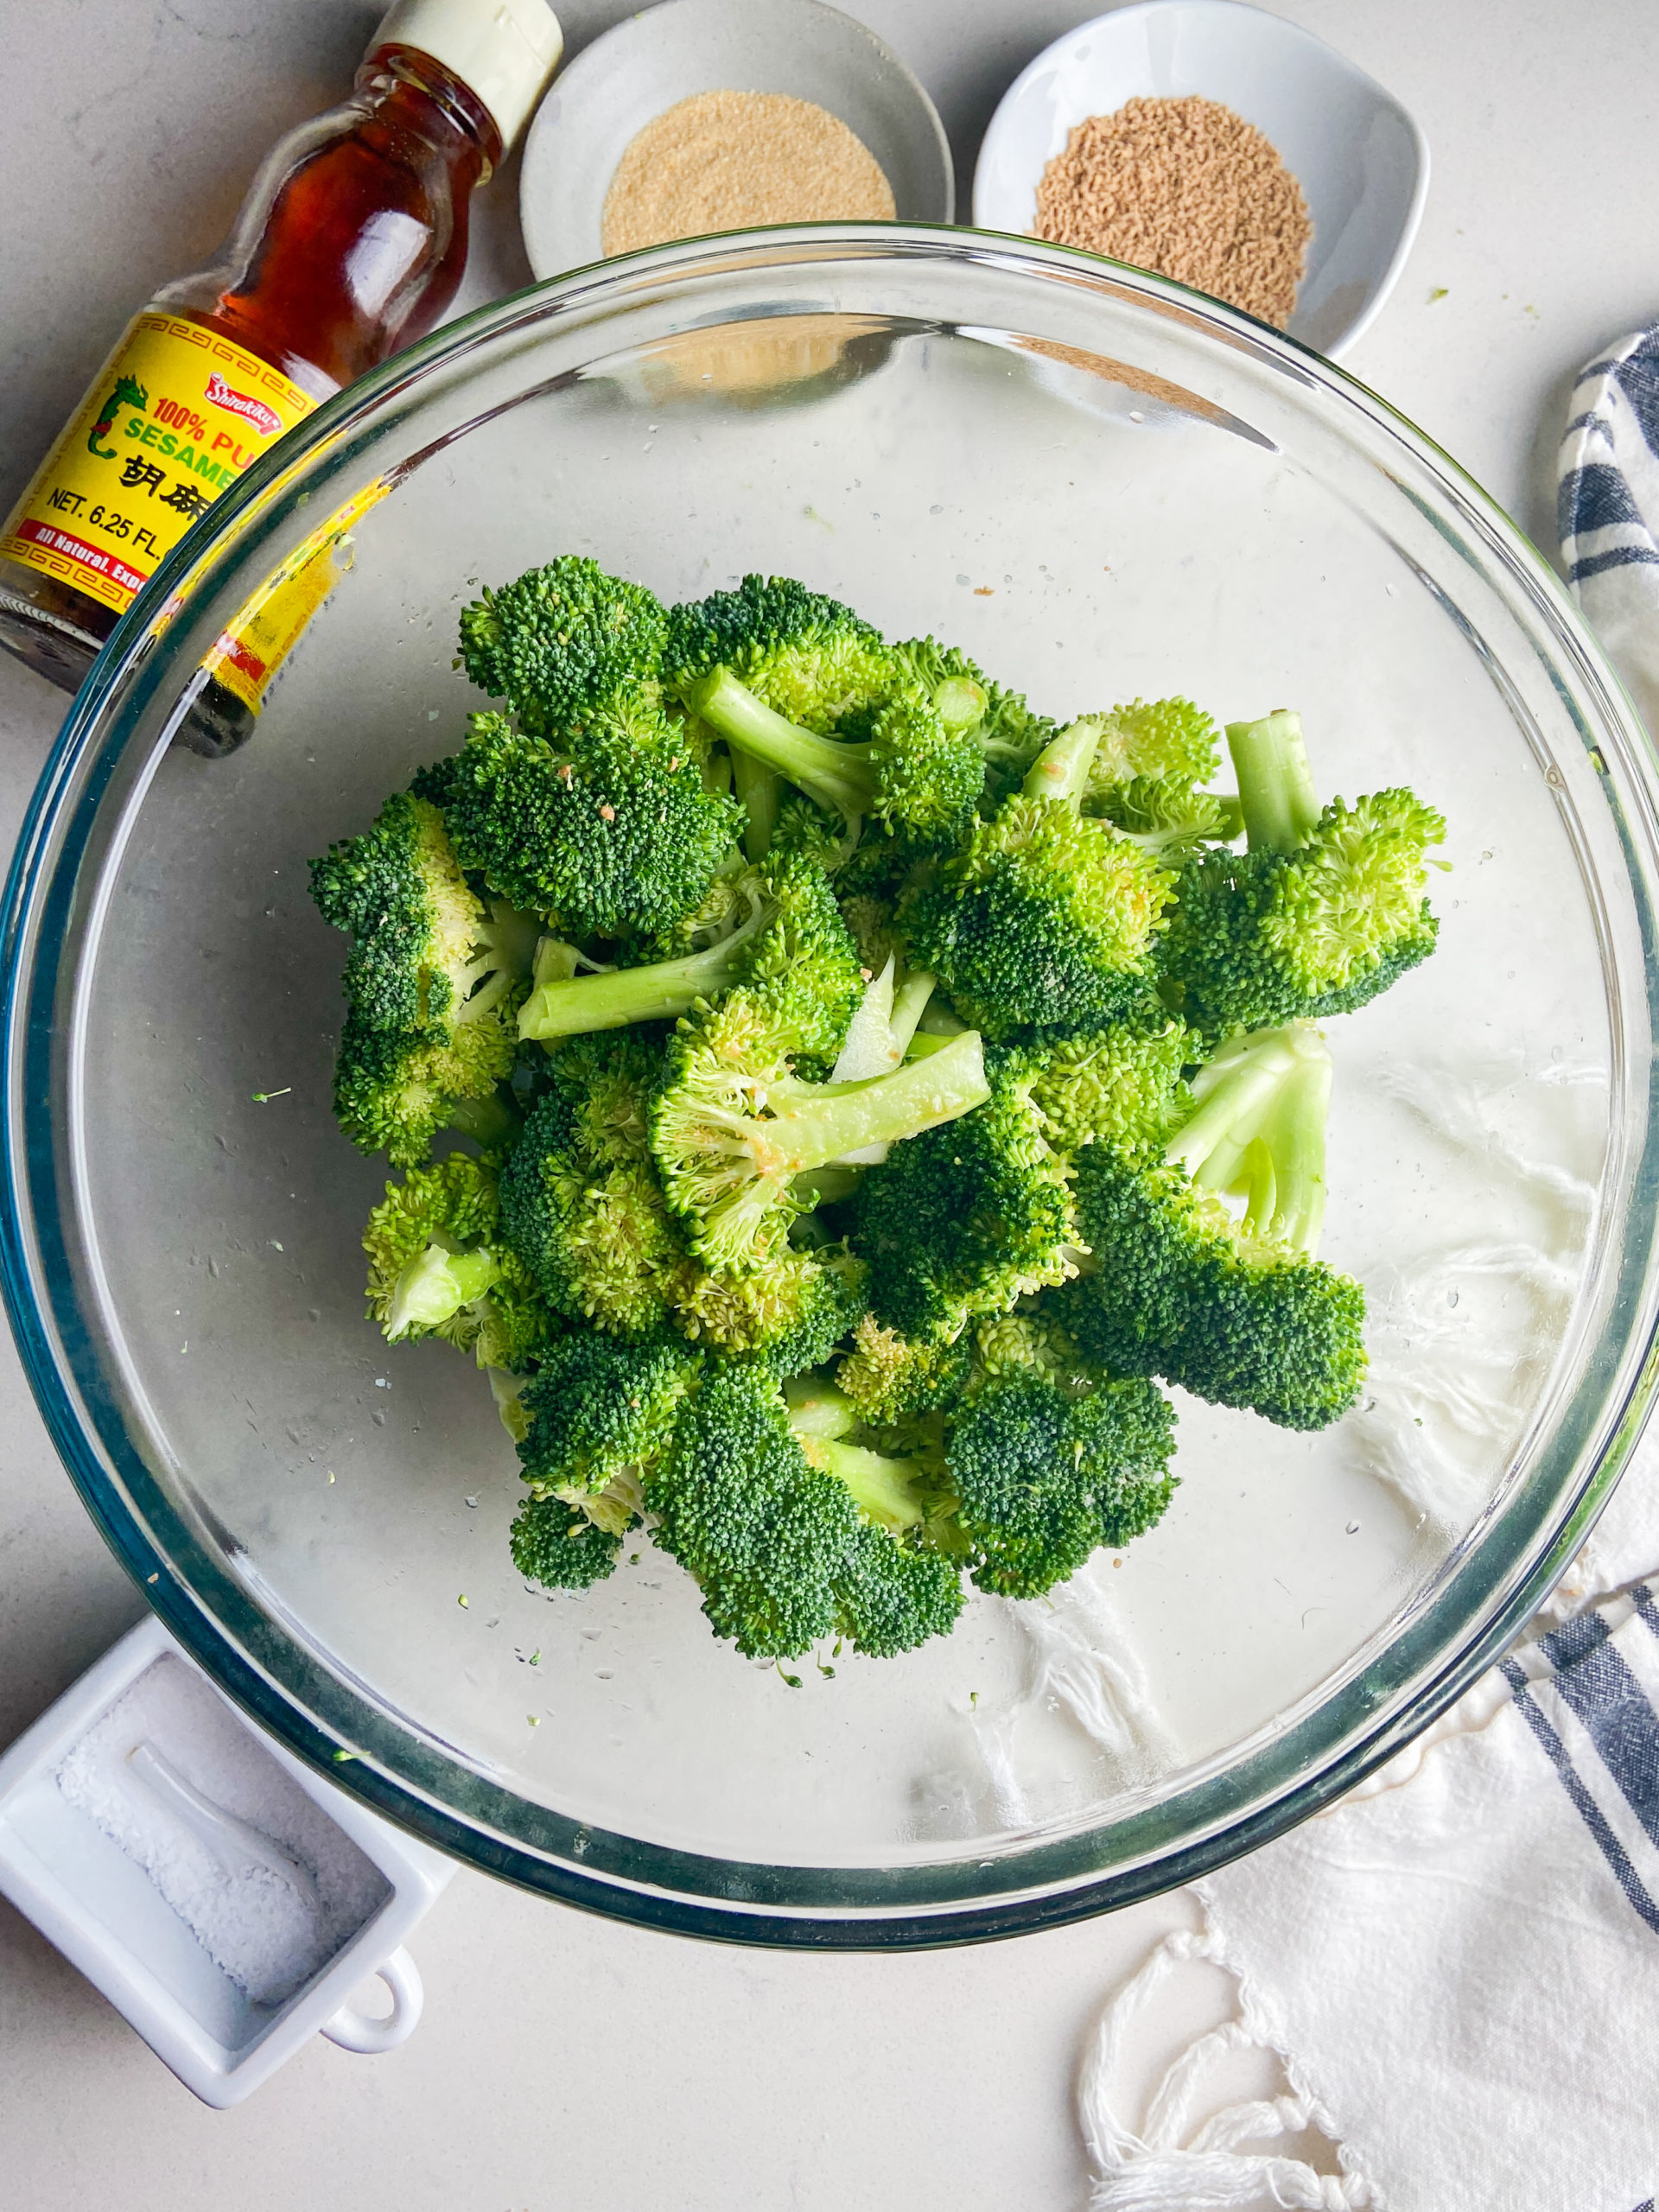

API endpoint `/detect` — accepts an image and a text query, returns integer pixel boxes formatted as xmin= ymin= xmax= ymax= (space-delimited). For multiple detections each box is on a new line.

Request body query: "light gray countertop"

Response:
xmin=1 ymin=3 xmax=1655 ymax=2204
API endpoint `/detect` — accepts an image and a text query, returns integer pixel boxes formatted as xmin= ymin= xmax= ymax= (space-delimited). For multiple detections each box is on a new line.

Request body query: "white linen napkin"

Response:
xmin=1073 ymin=335 xmax=1659 ymax=2212
xmin=1080 ymin=1554 xmax=1659 ymax=2211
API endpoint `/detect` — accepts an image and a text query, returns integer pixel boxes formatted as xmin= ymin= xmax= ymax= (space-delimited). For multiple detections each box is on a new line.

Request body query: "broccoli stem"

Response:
xmin=1249 ymin=1052 xmax=1331 ymax=1254
xmin=805 ymin=1438 xmax=931 ymax=1532
xmin=386 ymin=1244 xmax=501 ymax=1338
xmin=935 ymin=676 xmax=989 ymax=733
xmin=1164 ymin=1025 xmax=1332 ymax=1258
xmin=830 ymin=963 xmax=934 ymax=1103
xmin=532 ymin=937 xmax=581 ymax=987
xmin=763 ymin=1031 xmax=989 ymax=1173
xmin=830 ymin=956 xmax=898 ymax=1083
xmin=731 ymin=748 xmax=782 ymax=861
xmin=889 ymin=971 xmax=937 ymax=1057
xmin=519 ymin=897 xmax=771 ymax=1040
xmin=1168 ymin=1031 xmax=1303 ymax=1189
xmin=789 ymin=1165 xmax=866 ymax=1206
xmin=445 ymin=1090 xmax=522 ymax=1148
xmin=1021 ymin=715 xmax=1105 ymax=809
xmin=1226 ymin=711 xmax=1321 ymax=854
xmin=681 ymin=668 xmax=876 ymax=821
xmin=784 ymin=1376 xmax=860 ymax=1440
xmin=488 ymin=1365 xmax=531 ymax=1441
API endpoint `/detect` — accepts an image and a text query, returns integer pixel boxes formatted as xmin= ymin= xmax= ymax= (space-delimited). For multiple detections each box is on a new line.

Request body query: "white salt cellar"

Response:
xmin=0 ymin=1613 xmax=453 ymax=2107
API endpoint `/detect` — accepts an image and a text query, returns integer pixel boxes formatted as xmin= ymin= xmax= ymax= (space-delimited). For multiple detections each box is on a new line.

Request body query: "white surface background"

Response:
xmin=1 ymin=2 xmax=1655 ymax=2204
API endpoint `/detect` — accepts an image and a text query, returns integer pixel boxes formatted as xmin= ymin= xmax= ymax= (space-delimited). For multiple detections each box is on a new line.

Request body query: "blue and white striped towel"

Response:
xmin=1072 ymin=345 xmax=1659 ymax=2212
xmin=1560 ymin=326 xmax=1659 ymax=736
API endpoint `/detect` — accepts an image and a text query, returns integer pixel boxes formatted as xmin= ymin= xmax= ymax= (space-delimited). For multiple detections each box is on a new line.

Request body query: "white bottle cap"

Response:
xmin=372 ymin=0 xmax=563 ymax=155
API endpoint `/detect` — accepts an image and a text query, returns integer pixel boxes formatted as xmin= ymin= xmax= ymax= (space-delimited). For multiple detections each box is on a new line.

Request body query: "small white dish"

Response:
xmin=0 ymin=1614 xmax=454 ymax=2108
xmin=972 ymin=0 xmax=1428 ymax=359
xmin=519 ymin=0 xmax=952 ymax=281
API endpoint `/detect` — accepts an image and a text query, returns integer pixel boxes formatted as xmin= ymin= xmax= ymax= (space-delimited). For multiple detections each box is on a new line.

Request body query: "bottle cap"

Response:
xmin=372 ymin=0 xmax=563 ymax=155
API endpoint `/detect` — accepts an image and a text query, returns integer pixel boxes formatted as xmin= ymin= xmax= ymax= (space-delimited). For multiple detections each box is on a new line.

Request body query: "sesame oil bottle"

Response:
xmin=0 ymin=0 xmax=562 ymax=747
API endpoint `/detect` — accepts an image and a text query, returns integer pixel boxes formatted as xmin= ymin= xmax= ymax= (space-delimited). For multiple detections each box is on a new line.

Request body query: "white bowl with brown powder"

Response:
xmin=519 ymin=0 xmax=951 ymax=279
xmin=972 ymin=0 xmax=1427 ymax=359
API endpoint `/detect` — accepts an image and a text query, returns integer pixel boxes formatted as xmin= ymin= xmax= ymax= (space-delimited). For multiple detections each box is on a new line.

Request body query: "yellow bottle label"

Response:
xmin=201 ymin=477 xmax=392 ymax=715
xmin=0 ymin=309 xmax=315 ymax=618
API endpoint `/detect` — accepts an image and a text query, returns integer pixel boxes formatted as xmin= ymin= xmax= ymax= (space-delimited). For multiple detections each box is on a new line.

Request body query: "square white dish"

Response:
xmin=972 ymin=0 xmax=1428 ymax=359
xmin=0 ymin=1613 xmax=453 ymax=2107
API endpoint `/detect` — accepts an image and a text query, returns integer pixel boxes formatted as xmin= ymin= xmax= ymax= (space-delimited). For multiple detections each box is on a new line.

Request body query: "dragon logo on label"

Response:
xmin=86 ymin=374 xmax=149 ymax=460
xmin=205 ymin=372 xmax=284 ymax=439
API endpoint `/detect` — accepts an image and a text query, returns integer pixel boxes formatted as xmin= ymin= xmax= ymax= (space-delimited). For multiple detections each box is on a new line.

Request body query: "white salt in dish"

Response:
xmin=56 ymin=1655 xmax=389 ymax=2007
xmin=0 ymin=1613 xmax=453 ymax=2107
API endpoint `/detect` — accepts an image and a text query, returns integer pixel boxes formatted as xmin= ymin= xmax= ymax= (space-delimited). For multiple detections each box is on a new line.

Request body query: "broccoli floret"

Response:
xmin=1064 ymin=1024 xmax=1368 ymax=1429
xmin=518 ymin=1329 xmax=699 ymax=1501
xmin=309 ymin=791 xmax=535 ymax=1166
xmin=620 ymin=847 xmax=752 ymax=963
xmin=964 ymin=667 xmax=1060 ymax=812
xmin=365 ymin=1153 xmax=496 ymax=1338
xmin=652 ymin=987 xmax=990 ymax=1273
xmin=947 ymin=1371 xmax=1177 ymax=1599
xmin=836 ymin=1314 xmax=973 ymax=1424
xmin=880 ymin=637 xmax=992 ymax=743
xmin=666 ymin=576 xmax=987 ymax=836
xmin=536 ymin=1027 xmax=668 ymax=1162
xmin=1083 ymin=696 xmax=1220 ymax=805
xmin=847 ymin=1046 xmax=1078 ymax=1344
xmin=829 ymin=819 xmax=965 ymax=974
xmin=903 ymin=715 xmax=1175 ymax=1039
xmin=468 ymin=1274 xmax=556 ymax=1376
xmin=1091 ymin=776 xmax=1240 ymax=864
xmin=510 ymin=1494 xmax=627 ymax=1589
xmin=1076 ymin=695 xmax=1239 ymax=861
xmin=837 ymin=892 xmax=903 ymax=976
xmin=500 ymin=1029 xmax=870 ymax=1361
xmin=417 ymin=702 xmax=740 ymax=944
xmin=648 ymin=1361 xmax=963 ymax=1658
xmin=518 ymin=855 xmax=862 ymax=1064
xmin=669 ymin=575 xmax=891 ymax=729
xmin=809 ymin=1441 xmax=966 ymax=1656
xmin=767 ymin=791 xmax=857 ymax=873
xmin=510 ymin=1329 xmax=701 ymax=1595
xmin=829 ymin=1308 xmax=1173 ymax=1610
xmin=647 ymin=1360 xmax=852 ymax=1656
xmin=363 ymin=1152 xmax=554 ymax=1375
xmin=835 ymin=818 xmax=960 ymax=902
xmin=1022 ymin=1015 xmax=1193 ymax=1155
xmin=672 ymin=1244 xmax=868 ymax=1372
xmin=498 ymin=1058 xmax=687 ymax=1339
xmin=456 ymin=556 xmax=671 ymax=739
xmin=1159 ymin=711 xmax=1446 ymax=1037
xmin=967 ymin=1307 xmax=1090 ymax=1390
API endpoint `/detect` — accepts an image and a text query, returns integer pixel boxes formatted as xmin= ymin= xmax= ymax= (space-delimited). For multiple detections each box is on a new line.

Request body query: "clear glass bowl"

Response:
xmin=6 ymin=228 xmax=1658 ymax=1945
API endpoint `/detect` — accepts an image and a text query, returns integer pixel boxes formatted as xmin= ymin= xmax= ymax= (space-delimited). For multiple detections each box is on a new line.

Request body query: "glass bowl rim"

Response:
xmin=5 ymin=222 xmax=1657 ymax=1947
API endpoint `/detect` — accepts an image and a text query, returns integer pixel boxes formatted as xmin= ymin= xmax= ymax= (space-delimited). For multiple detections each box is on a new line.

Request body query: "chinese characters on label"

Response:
xmin=0 ymin=311 xmax=315 ymax=616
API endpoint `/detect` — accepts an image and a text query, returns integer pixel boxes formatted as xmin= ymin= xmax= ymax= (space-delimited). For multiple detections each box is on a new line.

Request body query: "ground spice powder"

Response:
xmin=1033 ymin=96 xmax=1312 ymax=328
xmin=602 ymin=90 xmax=895 ymax=257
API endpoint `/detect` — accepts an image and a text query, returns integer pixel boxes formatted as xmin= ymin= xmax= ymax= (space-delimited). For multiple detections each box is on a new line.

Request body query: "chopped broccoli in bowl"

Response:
xmin=309 ymin=556 xmax=1446 ymax=1671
